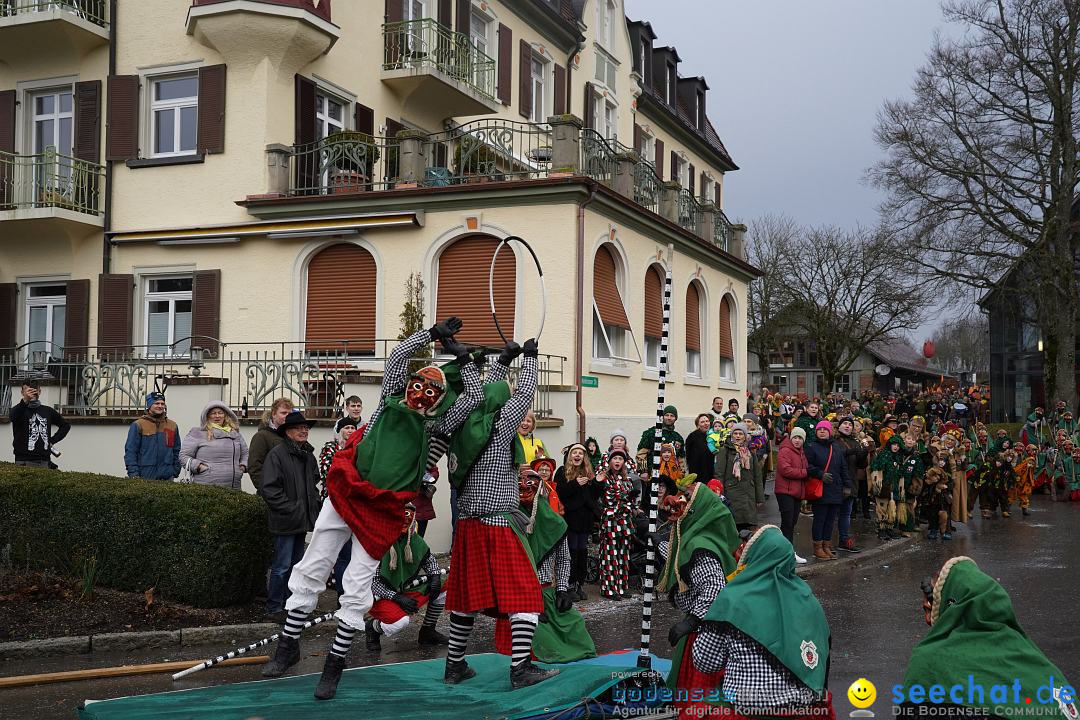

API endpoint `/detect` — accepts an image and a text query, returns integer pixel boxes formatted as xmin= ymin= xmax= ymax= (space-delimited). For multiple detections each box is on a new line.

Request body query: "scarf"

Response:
xmin=207 ymin=422 xmax=234 ymax=435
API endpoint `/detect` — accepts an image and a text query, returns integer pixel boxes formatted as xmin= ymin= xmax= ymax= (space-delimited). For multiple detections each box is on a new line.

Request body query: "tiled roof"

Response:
xmin=866 ymin=336 xmax=952 ymax=377
xmin=642 ymin=87 xmax=738 ymax=170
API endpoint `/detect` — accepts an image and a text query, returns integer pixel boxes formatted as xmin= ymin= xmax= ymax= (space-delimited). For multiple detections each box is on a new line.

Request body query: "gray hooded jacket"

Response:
xmin=179 ymin=401 xmax=249 ymax=490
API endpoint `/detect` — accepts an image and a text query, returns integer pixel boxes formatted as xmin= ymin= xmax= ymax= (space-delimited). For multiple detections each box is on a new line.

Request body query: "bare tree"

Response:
xmin=778 ymin=226 xmax=928 ymax=393
xmin=930 ymin=311 xmax=991 ymax=376
xmin=869 ymin=0 xmax=1080 ymax=409
xmin=746 ymin=214 xmax=798 ymax=378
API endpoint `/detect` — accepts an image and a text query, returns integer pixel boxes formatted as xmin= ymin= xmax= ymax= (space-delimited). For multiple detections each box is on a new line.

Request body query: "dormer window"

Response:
xmin=666 ymin=62 xmax=675 ymax=105
xmin=639 ymin=37 xmax=649 ymax=78
xmin=696 ymin=89 xmax=705 ymax=129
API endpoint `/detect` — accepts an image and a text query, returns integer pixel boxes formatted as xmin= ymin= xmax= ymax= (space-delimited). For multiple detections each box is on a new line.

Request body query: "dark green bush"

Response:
xmin=0 ymin=463 xmax=272 ymax=608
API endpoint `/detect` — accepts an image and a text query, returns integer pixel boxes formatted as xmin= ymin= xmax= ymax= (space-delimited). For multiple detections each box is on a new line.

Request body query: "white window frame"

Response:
xmin=640 ymin=127 xmax=655 ymax=166
xmin=23 ymin=283 xmax=67 ymax=362
xmin=644 ymin=336 xmax=661 ymax=370
xmin=470 ymin=6 xmax=491 ymax=57
xmin=591 ymin=243 xmax=642 ymax=365
xmin=315 ymin=91 xmax=346 ymax=141
xmin=530 ymin=53 xmax=548 ymax=124
xmin=702 ymin=175 xmax=715 ymax=203
xmin=30 ymin=87 xmax=74 ymax=156
xmin=143 ymin=275 xmax=194 ymax=358
xmin=405 ymin=0 xmax=430 ymax=22
xmin=148 ymin=72 xmax=199 ymax=158
xmin=596 ymin=0 xmax=616 ymax=49
xmin=666 ymin=63 xmax=675 ymax=104
xmin=720 ymin=294 xmax=736 ymax=382
xmin=639 ymin=37 xmax=649 ymax=77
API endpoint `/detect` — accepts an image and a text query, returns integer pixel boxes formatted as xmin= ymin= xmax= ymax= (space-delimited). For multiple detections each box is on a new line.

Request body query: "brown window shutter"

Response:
xmin=497 ymin=24 xmax=512 ymax=106
xmin=192 ymin=269 xmax=221 ymax=357
xmin=97 ymin=273 xmax=134 ymax=357
xmin=0 ymin=89 xmax=15 ymax=207
xmin=306 ymin=245 xmax=377 ymax=353
xmin=64 ymin=279 xmax=90 ymax=358
xmin=633 ymin=123 xmax=642 ymax=154
xmin=700 ymin=172 xmax=707 ymax=198
xmin=583 ymin=81 xmax=594 ymax=129
xmin=73 ymin=81 xmax=102 ymax=163
xmin=715 ymin=182 xmax=721 ymax=207
xmin=0 ymin=283 xmax=16 ymax=349
xmin=385 ymin=0 xmax=402 ymax=22
xmin=719 ymin=295 xmax=734 ymax=360
xmin=685 ymin=283 xmax=701 ymax=352
xmin=436 ymin=235 xmax=515 ymax=346
xmin=593 ymin=245 xmax=630 ymax=330
xmin=294 ymin=74 xmax=316 ymax=146
xmin=553 ymin=64 xmax=566 ymax=116
xmin=455 ymin=0 xmax=470 ymax=34
xmin=644 ymin=265 xmax=663 ymax=339
xmin=354 ymin=103 xmax=374 ymax=135
xmin=518 ymin=39 xmax=532 ymax=120
xmin=197 ymin=64 xmax=226 ymax=154
xmin=106 ymin=75 xmax=139 ymax=161
xmin=688 ymin=163 xmax=695 ymax=195
xmin=655 ymin=138 xmax=664 ymax=177
xmin=670 ymin=151 xmax=678 ymax=182
xmin=438 ymin=0 xmax=451 ymax=25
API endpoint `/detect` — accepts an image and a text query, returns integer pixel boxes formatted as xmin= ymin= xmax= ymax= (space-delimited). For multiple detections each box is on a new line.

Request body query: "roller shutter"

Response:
xmin=436 ymin=236 xmax=515 ymax=346
xmin=593 ymin=244 xmax=630 ymax=330
xmin=719 ymin=295 xmax=734 ymax=360
xmin=686 ymin=282 xmax=700 ymax=352
xmin=306 ymin=244 xmax=377 ymax=353
xmin=644 ymin=265 xmax=663 ymax=339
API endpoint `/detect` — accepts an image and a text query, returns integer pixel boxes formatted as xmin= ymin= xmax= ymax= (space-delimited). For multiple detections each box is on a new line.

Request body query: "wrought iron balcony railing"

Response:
xmin=383 ymin=18 xmax=496 ymax=100
xmin=0 ymin=148 xmax=104 ymax=216
xmin=0 ymin=0 xmax=107 ymax=27
xmin=714 ymin=208 xmax=734 ymax=252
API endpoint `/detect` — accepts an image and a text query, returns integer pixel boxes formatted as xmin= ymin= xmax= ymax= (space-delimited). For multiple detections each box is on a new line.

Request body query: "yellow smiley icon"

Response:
xmin=848 ymin=678 xmax=877 ymax=709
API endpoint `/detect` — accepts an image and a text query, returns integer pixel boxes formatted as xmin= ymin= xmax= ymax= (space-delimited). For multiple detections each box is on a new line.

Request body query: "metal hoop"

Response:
xmin=489 ymin=235 xmax=546 ymax=344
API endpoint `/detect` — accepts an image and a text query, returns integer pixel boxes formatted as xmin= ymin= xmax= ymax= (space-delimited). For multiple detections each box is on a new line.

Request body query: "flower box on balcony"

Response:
xmin=329 ymin=170 xmax=367 ymax=195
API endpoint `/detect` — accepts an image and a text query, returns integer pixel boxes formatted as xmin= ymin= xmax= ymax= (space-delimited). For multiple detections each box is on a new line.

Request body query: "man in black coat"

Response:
xmin=10 ymin=379 xmax=69 ymax=468
xmin=258 ymin=411 xmax=321 ymax=617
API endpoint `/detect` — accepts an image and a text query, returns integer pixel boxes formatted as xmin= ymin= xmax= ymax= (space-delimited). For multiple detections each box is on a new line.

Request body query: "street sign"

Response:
xmin=580 ymin=375 xmax=598 ymax=388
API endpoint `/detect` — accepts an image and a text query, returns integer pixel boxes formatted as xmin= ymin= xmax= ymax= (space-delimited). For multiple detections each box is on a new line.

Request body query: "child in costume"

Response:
xmin=1010 ymin=444 xmax=1038 ymax=516
xmin=364 ymin=503 xmax=447 ymax=650
xmin=597 ymin=429 xmax=639 ymax=475
xmin=966 ymin=424 xmax=992 ymax=516
xmin=261 ymin=319 xmax=484 ymax=701
xmin=583 ymin=437 xmax=603 ymax=473
xmin=897 ymin=434 xmax=924 ymax=536
xmin=870 ymin=434 xmax=904 ymax=541
xmin=689 ymin=525 xmax=836 ymax=720
xmin=922 ymin=450 xmax=954 ymax=541
xmin=597 ymin=448 xmax=637 ymax=600
xmin=493 ymin=469 xmax=596 ymax=663
xmin=976 ymin=439 xmax=1016 ymax=519
xmin=940 ymin=429 xmax=969 ymax=525
xmin=656 ymin=475 xmax=741 ymax=719
xmin=530 ymin=457 xmax=562 ymax=515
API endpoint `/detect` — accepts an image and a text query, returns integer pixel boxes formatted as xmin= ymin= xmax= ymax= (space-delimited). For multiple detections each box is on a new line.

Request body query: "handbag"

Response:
xmin=805 ymin=446 xmax=832 ymax=502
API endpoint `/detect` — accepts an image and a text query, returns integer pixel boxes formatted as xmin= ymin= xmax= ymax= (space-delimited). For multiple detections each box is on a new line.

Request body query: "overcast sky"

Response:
xmin=624 ymin=0 xmax=951 ymax=335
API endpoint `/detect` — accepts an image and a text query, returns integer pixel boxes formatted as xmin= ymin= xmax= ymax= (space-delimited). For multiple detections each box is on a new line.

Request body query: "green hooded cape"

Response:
xmin=442 ymin=361 xmax=517 ymax=489
xmin=378 ymin=532 xmax=431 ymax=593
xmin=523 ymin=496 xmax=568 ymax=567
xmin=702 ymin=526 xmax=831 ymax=692
xmin=355 ymin=361 xmax=459 ymax=492
xmin=903 ymin=557 xmax=1075 ymax=718
xmin=658 ymin=484 xmax=740 ymax=594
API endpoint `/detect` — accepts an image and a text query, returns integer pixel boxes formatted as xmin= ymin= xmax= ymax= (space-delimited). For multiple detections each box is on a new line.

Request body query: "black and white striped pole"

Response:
xmin=638 ymin=251 xmax=673 ymax=670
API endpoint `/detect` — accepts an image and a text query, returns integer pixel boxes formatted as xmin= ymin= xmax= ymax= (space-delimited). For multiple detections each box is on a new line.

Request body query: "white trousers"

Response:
xmin=286 ymin=500 xmax=378 ymax=630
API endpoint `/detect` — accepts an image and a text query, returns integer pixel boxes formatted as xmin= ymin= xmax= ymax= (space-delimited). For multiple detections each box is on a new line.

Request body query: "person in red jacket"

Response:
xmin=774 ymin=426 xmax=809 ymax=565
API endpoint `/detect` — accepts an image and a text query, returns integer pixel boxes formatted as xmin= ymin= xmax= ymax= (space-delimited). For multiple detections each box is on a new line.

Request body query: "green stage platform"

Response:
xmin=79 ymin=654 xmax=632 ymax=720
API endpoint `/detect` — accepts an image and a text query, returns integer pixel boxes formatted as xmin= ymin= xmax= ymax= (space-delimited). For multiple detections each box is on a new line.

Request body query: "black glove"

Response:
xmin=429 ymin=316 xmax=463 ymax=342
xmin=392 ymin=592 xmax=419 ymax=614
xmin=555 ymin=590 xmax=574 ymax=612
xmin=427 ymin=573 xmax=444 ymax=598
xmin=523 ymin=338 xmax=539 ymax=358
xmin=538 ymin=612 xmax=550 ymax=624
xmin=668 ymin=615 xmax=700 ymax=647
xmin=440 ymin=334 xmax=469 ymax=360
xmin=471 ymin=350 xmax=488 ymax=369
xmin=822 ymin=472 xmax=834 ymax=485
xmin=499 ymin=341 xmax=522 ymax=365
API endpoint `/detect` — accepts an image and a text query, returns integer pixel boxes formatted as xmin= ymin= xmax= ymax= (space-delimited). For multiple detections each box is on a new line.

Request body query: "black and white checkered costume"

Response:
xmin=371 ymin=551 xmax=442 ymax=600
xmin=658 ymin=542 xmax=727 ymax=618
xmin=456 ymin=356 xmax=537 ymax=527
xmin=692 ymin=625 xmax=819 ymax=709
xmin=537 ymin=536 xmax=571 ymax=592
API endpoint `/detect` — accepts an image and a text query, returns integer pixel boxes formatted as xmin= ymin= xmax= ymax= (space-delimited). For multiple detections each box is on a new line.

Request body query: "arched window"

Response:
xmin=592 ymin=243 xmax=635 ymax=361
xmin=685 ymin=281 xmax=704 ymax=377
xmin=719 ymin=294 xmax=735 ymax=381
xmin=436 ymin=235 xmax=515 ymax=346
xmin=306 ymin=243 xmax=377 ymax=353
xmin=643 ymin=264 xmax=664 ymax=369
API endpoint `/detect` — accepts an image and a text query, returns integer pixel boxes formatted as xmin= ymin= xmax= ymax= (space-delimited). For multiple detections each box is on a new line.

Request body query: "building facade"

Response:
xmin=1 ymin=0 xmax=754 ymax=470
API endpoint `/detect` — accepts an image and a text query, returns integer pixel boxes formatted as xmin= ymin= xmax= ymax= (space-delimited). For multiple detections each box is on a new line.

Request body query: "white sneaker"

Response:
xmin=794 ymin=553 xmax=808 ymax=565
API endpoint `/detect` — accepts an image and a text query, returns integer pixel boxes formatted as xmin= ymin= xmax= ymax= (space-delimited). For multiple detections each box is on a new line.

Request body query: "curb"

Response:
xmin=796 ymin=535 xmax=915 ymax=579
xmin=0 ymin=623 xmax=280 ymax=659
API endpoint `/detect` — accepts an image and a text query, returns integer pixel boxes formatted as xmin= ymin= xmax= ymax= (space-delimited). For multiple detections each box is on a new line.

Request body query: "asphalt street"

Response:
xmin=2 ymin=493 xmax=1076 ymax=720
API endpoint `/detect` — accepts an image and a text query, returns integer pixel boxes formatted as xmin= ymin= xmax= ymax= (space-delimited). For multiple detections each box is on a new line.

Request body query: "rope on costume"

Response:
xmin=489 ymin=235 xmax=546 ymax=343
xmin=637 ymin=261 xmax=672 ymax=670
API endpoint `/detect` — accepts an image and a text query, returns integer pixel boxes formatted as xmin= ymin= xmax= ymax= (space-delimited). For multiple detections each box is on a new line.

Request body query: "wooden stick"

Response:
xmin=0 ymin=655 xmax=268 ymax=689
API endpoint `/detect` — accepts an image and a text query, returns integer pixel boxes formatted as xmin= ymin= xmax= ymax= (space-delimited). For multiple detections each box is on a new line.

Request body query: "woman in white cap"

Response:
xmin=598 ymin=429 xmax=638 ymax=475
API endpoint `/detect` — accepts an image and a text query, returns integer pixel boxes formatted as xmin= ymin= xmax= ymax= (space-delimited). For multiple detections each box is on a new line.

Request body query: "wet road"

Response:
xmin=2 ymin=495 xmax=1077 ymax=719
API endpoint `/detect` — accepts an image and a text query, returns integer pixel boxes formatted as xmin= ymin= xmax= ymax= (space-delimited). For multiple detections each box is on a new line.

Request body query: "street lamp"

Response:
xmin=188 ymin=346 xmax=206 ymax=377
xmin=1038 ymin=339 xmax=1044 ymax=353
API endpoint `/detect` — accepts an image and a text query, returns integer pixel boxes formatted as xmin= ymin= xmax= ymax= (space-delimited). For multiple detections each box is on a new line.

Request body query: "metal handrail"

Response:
xmin=383 ymin=18 xmax=496 ymax=99
xmin=0 ymin=147 xmax=104 ymax=215
xmin=0 ymin=0 xmax=107 ymax=27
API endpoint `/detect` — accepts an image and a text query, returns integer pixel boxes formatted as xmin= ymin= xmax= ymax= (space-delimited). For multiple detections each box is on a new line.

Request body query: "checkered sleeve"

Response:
xmin=552 ymin=537 xmax=570 ymax=591
xmin=693 ymin=625 xmax=817 ymax=708
xmin=371 ymin=575 xmax=397 ymax=600
xmin=495 ymin=356 xmax=537 ymax=437
xmin=687 ymin=551 xmax=726 ymax=618
xmin=422 ymin=552 xmax=442 ymax=579
xmin=485 ymin=360 xmax=509 ymax=384
xmin=691 ymin=623 xmax=731 ymax=674
xmin=433 ymin=360 xmax=484 ymax=436
xmin=368 ymin=329 xmax=433 ymax=429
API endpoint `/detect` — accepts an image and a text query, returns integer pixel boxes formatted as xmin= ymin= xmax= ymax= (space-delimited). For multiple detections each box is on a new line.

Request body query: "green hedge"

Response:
xmin=0 ymin=463 xmax=272 ymax=608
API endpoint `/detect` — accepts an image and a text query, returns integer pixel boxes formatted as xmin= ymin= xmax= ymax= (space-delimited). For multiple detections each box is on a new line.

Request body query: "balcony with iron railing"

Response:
xmin=0 ymin=0 xmax=109 ymax=59
xmin=381 ymin=18 xmax=500 ymax=117
xmin=0 ymin=147 xmax=104 ymax=228
xmin=0 ymin=340 xmax=567 ymax=420
xmin=254 ymin=117 xmax=744 ymax=258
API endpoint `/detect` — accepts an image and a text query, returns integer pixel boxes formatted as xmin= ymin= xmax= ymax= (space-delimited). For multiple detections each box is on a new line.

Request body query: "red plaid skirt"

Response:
xmin=369 ymin=592 xmax=429 ymax=624
xmin=673 ymin=632 xmax=725 ymax=717
xmin=493 ymin=583 xmax=550 ymax=656
xmin=446 ymin=519 xmax=543 ymax=614
xmin=326 ymin=432 xmax=416 ymax=560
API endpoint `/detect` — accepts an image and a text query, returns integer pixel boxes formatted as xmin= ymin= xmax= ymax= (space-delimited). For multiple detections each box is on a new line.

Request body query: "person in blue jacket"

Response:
xmin=124 ymin=392 xmax=182 ymax=480
xmin=804 ymin=420 xmax=852 ymax=560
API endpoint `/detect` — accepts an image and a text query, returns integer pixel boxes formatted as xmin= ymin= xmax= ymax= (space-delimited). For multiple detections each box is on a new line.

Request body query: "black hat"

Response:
xmin=334 ymin=416 xmax=358 ymax=434
xmin=277 ymin=410 xmax=316 ymax=436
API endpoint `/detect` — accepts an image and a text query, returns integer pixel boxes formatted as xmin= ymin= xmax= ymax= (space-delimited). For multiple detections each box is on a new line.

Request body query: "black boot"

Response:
xmin=418 ymin=625 xmax=449 ymax=646
xmin=1022 ymin=507 xmax=1031 ymax=516
xmin=444 ymin=658 xmax=476 ymax=685
xmin=261 ymin=635 xmax=301 ymax=678
xmin=365 ymin=618 xmax=381 ymax=652
xmin=510 ymin=659 xmax=560 ymax=689
xmin=575 ymin=582 xmax=587 ymax=601
xmin=313 ymin=653 xmax=347 ymax=700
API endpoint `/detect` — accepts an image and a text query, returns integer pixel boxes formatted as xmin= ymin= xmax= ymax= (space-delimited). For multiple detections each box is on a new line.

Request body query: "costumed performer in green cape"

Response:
xmin=493 ymin=468 xmax=596 ymax=663
xmin=689 ymin=524 xmax=835 ymax=720
xmin=899 ymin=556 xmax=1076 ymax=720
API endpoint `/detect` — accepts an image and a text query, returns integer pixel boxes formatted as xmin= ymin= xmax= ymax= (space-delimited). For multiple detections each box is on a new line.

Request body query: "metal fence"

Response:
xmin=0 ymin=148 xmax=104 ymax=215
xmin=714 ymin=208 xmax=734 ymax=252
xmin=290 ymin=133 xmax=401 ymax=195
xmin=0 ymin=0 xmax=107 ymax=26
xmin=383 ymin=18 xmax=496 ymax=99
xmin=0 ymin=340 xmax=566 ymax=420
